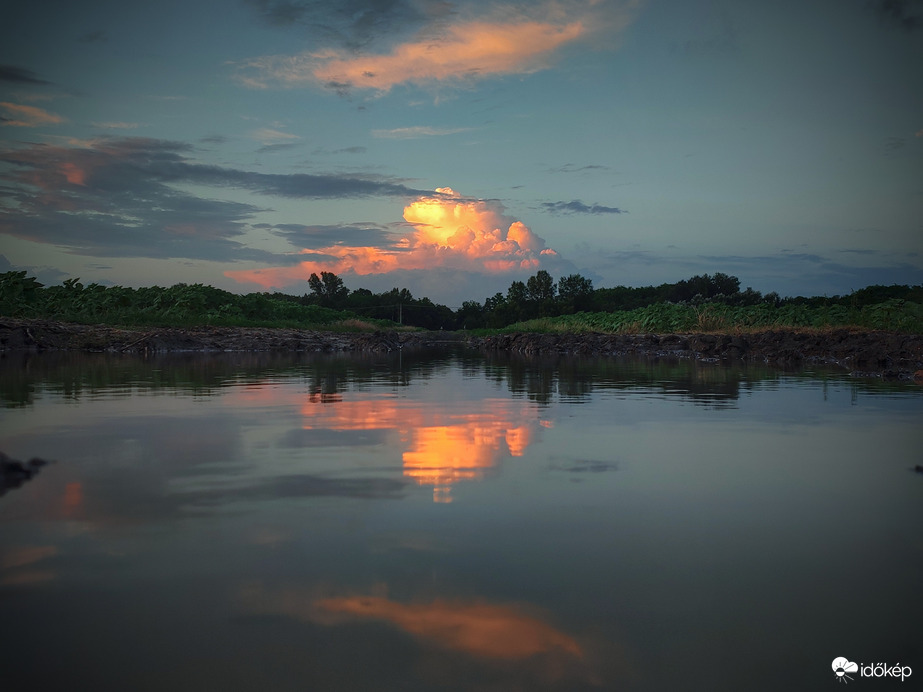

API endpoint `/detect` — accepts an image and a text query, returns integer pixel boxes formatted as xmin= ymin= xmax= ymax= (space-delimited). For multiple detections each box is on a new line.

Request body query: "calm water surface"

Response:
xmin=1 ymin=349 xmax=921 ymax=691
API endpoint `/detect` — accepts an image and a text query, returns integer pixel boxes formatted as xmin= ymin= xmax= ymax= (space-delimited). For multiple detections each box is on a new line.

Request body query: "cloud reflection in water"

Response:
xmin=298 ymin=393 xmax=548 ymax=502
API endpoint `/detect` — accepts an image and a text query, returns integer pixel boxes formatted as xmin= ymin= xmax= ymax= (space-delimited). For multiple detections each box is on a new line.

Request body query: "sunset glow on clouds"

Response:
xmin=234 ymin=1 xmax=630 ymax=92
xmin=225 ymin=187 xmax=559 ymax=290
xmin=2 ymin=0 xmax=921 ymax=298
xmin=311 ymin=19 xmax=584 ymax=92
xmin=0 ymin=101 xmax=64 ymax=127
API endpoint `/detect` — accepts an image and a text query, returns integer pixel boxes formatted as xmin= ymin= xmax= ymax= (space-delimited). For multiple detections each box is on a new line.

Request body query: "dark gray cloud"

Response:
xmin=547 ymin=163 xmax=611 ymax=174
xmin=272 ymin=223 xmax=395 ymax=249
xmin=245 ymin=0 xmax=307 ymax=26
xmin=542 ymin=200 xmax=626 ymax=215
xmin=0 ymin=254 xmax=77 ymax=286
xmin=0 ymin=137 xmax=429 ymax=262
xmin=243 ymin=0 xmax=442 ymax=49
xmin=256 ymin=142 xmax=302 ymax=154
xmin=0 ymin=64 xmax=52 ymax=85
xmin=869 ymin=0 xmax=922 ymax=31
xmin=312 ymin=145 xmax=368 ymax=155
xmin=694 ymin=251 xmax=923 ymax=297
xmin=586 ymin=248 xmax=923 ymax=298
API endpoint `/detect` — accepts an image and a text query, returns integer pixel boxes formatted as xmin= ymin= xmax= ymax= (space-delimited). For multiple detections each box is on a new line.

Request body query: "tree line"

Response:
xmin=1 ymin=268 xmax=921 ymax=332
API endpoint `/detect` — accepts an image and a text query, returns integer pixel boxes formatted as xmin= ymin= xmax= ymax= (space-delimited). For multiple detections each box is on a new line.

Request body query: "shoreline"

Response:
xmin=2 ymin=318 xmax=922 ymax=379
xmin=0 ymin=318 xmax=459 ymax=354
xmin=466 ymin=330 xmax=923 ymax=379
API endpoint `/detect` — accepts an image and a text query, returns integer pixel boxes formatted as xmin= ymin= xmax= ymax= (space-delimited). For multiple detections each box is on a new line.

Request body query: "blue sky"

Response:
xmin=1 ymin=0 xmax=921 ymax=305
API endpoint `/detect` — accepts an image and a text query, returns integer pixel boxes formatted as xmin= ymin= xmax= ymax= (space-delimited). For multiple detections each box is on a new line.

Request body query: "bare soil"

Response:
xmin=2 ymin=318 xmax=922 ymax=379
xmin=464 ymin=330 xmax=923 ymax=380
xmin=0 ymin=318 xmax=460 ymax=354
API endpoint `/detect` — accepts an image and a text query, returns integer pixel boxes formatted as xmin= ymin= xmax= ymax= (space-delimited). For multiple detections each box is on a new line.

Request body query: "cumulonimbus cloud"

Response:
xmin=225 ymin=187 xmax=560 ymax=288
xmin=235 ymin=1 xmax=639 ymax=92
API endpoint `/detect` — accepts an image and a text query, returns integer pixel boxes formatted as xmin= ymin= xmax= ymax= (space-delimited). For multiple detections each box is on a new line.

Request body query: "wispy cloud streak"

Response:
xmin=372 ymin=125 xmax=471 ymax=139
xmin=0 ymin=102 xmax=64 ymax=127
xmin=0 ymin=65 xmax=53 ymax=85
xmin=542 ymin=200 xmax=625 ymax=215
xmin=235 ymin=2 xmax=639 ymax=93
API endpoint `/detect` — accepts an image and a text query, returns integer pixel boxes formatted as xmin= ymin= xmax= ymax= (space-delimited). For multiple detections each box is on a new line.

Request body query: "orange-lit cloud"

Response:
xmin=237 ymin=16 xmax=585 ymax=92
xmin=59 ymin=162 xmax=87 ymax=186
xmin=236 ymin=1 xmax=643 ymax=93
xmin=311 ymin=19 xmax=585 ymax=92
xmin=225 ymin=187 xmax=559 ymax=290
xmin=0 ymin=101 xmax=64 ymax=127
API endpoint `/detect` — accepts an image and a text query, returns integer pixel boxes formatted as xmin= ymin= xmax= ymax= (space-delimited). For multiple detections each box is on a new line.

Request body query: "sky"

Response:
xmin=1 ymin=0 xmax=921 ymax=306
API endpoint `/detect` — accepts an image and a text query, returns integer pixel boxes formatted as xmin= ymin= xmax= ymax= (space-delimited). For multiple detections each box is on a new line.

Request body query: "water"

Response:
xmin=1 ymin=349 xmax=921 ymax=691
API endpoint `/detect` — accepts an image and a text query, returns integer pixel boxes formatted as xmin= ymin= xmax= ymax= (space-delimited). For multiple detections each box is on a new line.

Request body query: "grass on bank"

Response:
xmin=480 ymin=300 xmax=923 ymax=335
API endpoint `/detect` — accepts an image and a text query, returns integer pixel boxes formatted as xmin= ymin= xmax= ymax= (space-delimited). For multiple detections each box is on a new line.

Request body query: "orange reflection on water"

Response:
xmin=0 ymin=545 xmax=58 ymax=586
xmin=0 ymin=545 xmax=58 ymax=570
xmin=237 ymin=583 xmax=582 ymax=663
xmin=300 ymin=395 xmax=543 ymax=502
xmin=317 ymin=595 xmax=583 ymax=661
xmin=299 ymin=394 xmax=418 ymax=432
xmin=62 ymin=482 xmax=84 ymax=517
xmin=403 ymin=419 xmax=533 ymax=502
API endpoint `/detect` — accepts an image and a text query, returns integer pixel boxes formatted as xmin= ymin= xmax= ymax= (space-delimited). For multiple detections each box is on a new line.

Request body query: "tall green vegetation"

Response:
xmin=0 ymin=272 xmax=348 ymax=327
xmin=502 ymin=300 xmax=923 ymax=335
xmin=459 ymin=271 xmax=922 ymax=333
xmin=2 ymin=269 xmax=921 ymax=333
xmin=0 ymin=270 xmax=456 ymax=330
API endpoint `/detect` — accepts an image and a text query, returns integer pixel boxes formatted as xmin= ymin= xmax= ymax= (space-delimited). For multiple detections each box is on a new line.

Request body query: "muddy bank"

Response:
xmin=465 ymin=330 xmax=923 ymax=379
xmin=2 ymin=319 xmax=922 ymax=380
xmin=0 ymin=318 xmax=461 ymax=354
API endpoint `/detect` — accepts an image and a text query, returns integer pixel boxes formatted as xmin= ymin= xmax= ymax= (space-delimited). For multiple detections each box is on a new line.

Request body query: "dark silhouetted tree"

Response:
xmin=557 ymin=273 xmax=594 ymax=313
xmin=526 ymin=270 xmax=556 ymax=303
xmin=308 ymin=271 xmax=348 ymax=308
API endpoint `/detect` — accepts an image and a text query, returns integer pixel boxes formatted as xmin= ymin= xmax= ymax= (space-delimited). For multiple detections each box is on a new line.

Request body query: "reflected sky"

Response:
xmin=1 ymin=350 xmax=922 ymax=691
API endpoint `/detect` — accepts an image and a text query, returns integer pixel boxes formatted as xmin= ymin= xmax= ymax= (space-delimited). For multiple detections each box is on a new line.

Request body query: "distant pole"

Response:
xmin=399 ymin=302 xmax=402 ymax=325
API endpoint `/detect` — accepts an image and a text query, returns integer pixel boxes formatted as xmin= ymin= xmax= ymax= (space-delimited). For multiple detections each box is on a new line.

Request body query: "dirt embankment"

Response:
xmin=2 ymin=319 xmax=922 ymax=379
xmin=0 ymin=318 xmax=460 ymax=354
xmin=465 ymin=330 xmax=923 ymax=379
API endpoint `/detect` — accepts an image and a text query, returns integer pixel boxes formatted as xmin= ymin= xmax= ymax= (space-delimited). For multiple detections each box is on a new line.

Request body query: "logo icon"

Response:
xmin=833 ymin=657 xmax=858 ymax=684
